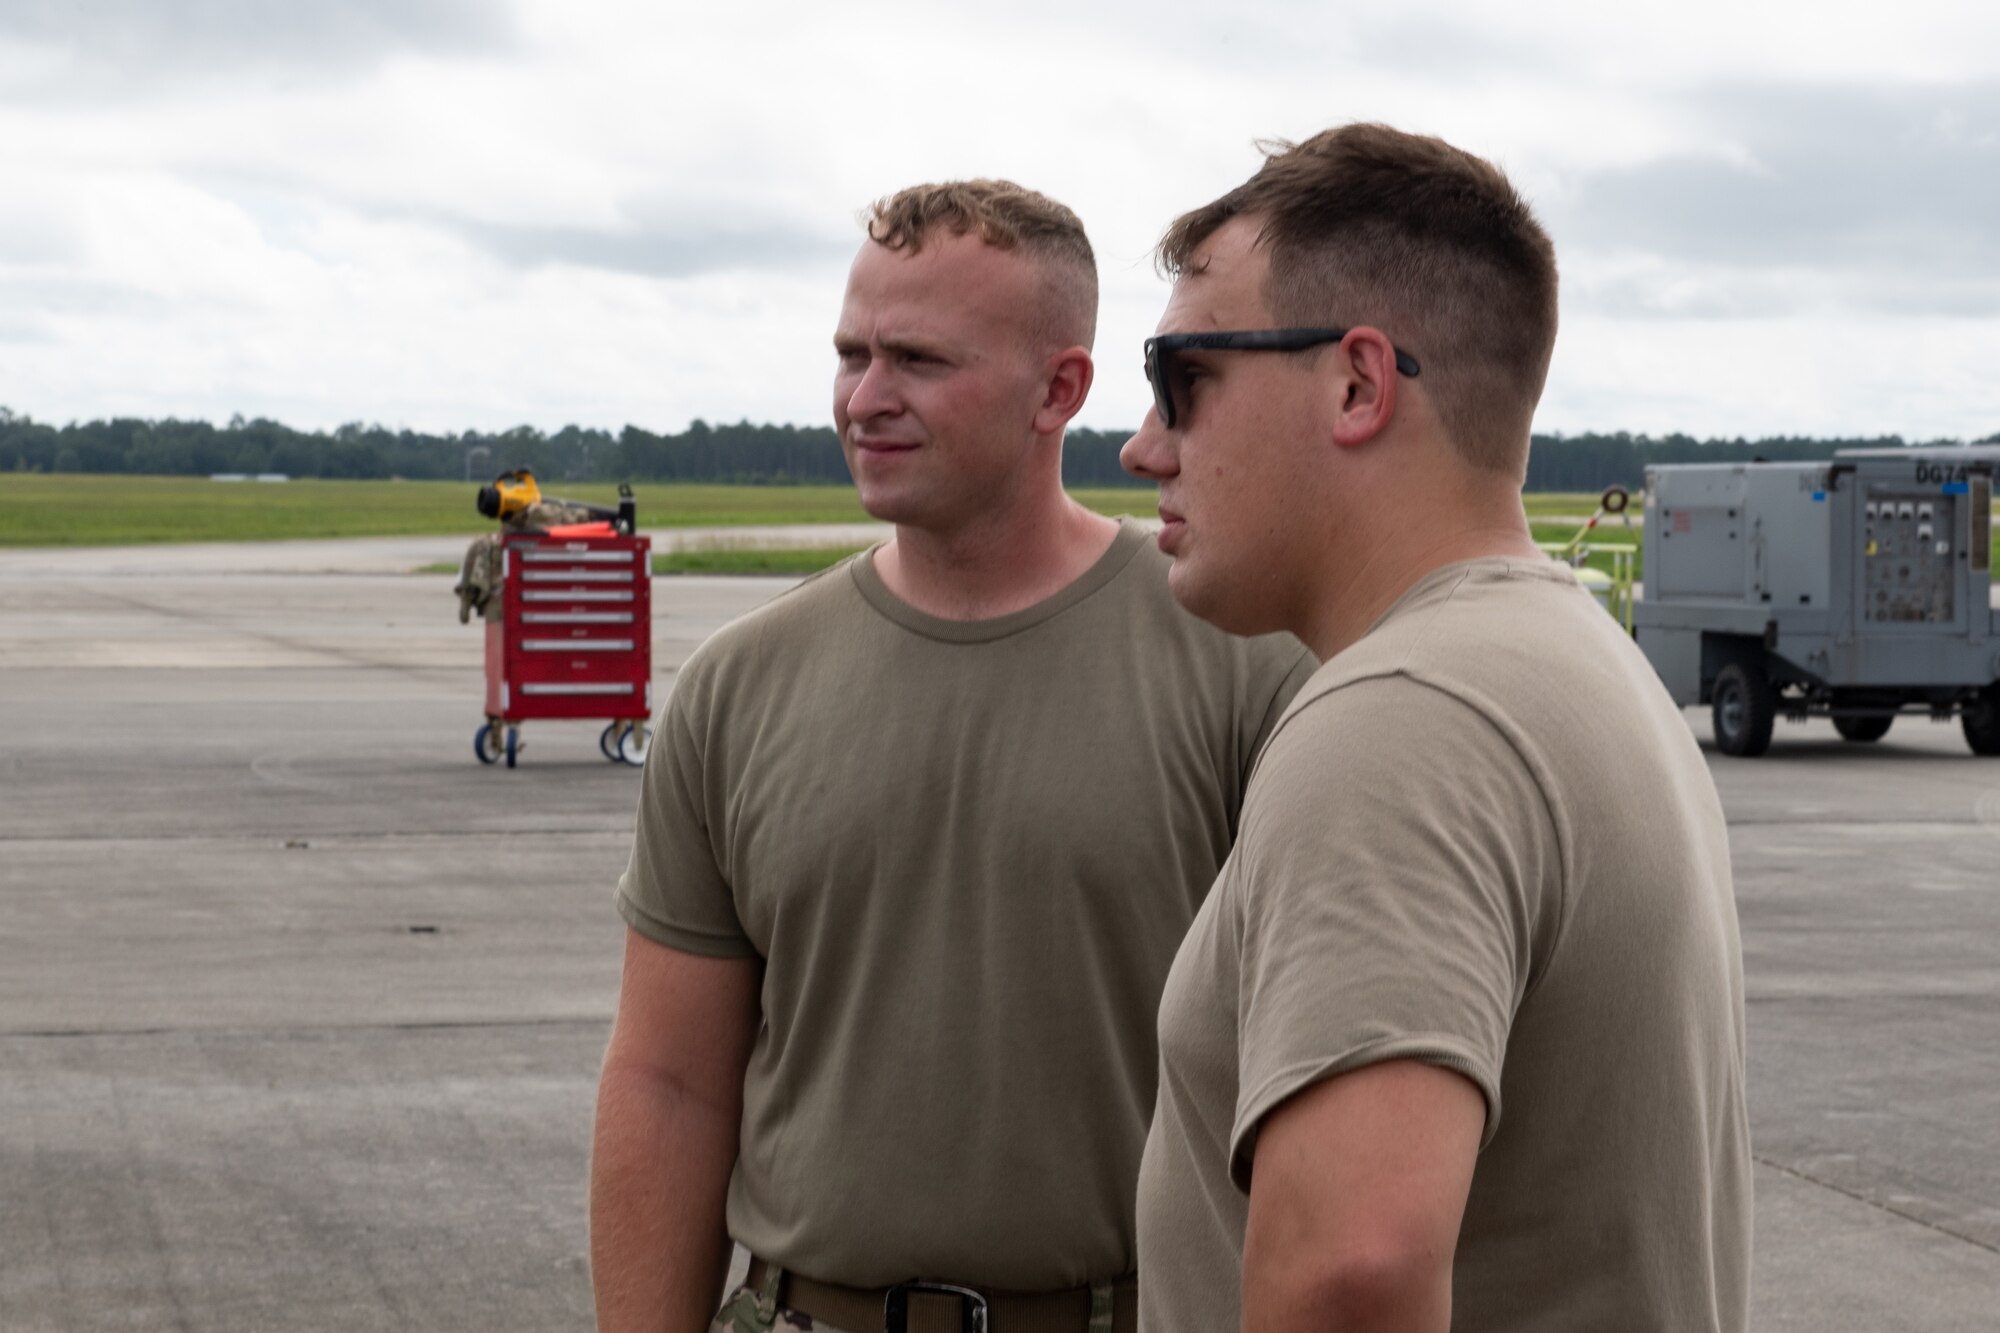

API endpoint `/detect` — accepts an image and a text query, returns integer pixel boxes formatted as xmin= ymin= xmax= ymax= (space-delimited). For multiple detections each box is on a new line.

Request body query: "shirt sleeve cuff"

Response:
xmin=616 ymin=888 xmax=760 ymax=959
xmin=1228 ymin=1034 xmax=1503 ymax=1191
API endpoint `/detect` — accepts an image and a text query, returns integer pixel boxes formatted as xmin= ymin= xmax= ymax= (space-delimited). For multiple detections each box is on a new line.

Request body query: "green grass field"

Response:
xmin=5 ymin=475 xmax=1994 ymax=577
xmin=0 ymin=475 xmax=875 ymax=546
xmin=0 ymin=474 xmax=1170 ymax=547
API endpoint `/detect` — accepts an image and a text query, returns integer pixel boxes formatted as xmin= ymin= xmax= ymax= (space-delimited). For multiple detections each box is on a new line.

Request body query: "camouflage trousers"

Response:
xmin=710 ymin=1275 xmax=838 ymax=1332
xmin=709 ymin=1262 xmax=1120 ymax=1333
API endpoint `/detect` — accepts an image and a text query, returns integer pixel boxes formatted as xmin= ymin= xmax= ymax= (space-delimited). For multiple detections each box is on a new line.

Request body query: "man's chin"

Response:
xmin=1167 ymin=561 xmax=1276 ymax=639
xmin=851 ymin=482 xmax=916 ymax=525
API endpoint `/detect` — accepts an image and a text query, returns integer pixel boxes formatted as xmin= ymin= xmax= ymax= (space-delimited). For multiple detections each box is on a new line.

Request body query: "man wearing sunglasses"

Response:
xmin=1123 ymin=125 xmax=1749 ymax=1332
xmin=590 ymin=180 xmax=1312 ymax=1333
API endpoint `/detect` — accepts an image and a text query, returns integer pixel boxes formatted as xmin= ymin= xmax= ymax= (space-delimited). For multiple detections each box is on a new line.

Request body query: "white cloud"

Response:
xmin=1544 ymin=311 xmax=2000 ymax=440
xmin=0 ymin=0 xmax=514 ymax=96
xmin=4 ymin=0 xmax=2000 ymax=442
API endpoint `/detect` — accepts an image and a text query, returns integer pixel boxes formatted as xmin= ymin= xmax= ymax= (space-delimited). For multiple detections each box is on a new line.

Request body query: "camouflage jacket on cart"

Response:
xmin=452 ymin=501 xmax=608 ymax=623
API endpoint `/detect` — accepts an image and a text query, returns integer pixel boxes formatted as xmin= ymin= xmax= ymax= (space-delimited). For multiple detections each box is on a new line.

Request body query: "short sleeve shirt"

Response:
xmin=619 ymin=521 xmax=1316 ymax=1289
xmin=1137 ymin=559 xmax=1751 ymax=1333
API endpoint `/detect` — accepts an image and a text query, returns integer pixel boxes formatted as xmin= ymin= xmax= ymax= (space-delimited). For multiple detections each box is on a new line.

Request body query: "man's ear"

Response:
xmin=1329 ymin=328 xmax=1398 ymax=450
xmin=1034 ymin=347 xmax=1094 ymax=434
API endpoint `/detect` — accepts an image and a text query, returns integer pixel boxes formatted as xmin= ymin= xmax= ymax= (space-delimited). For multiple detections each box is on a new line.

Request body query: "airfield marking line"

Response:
xmin=1754 ymin=1155 xmax=2000 ymax=1257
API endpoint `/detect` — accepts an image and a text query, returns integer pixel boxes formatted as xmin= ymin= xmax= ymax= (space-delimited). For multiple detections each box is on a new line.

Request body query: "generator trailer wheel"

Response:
xmin=1964 ymin=685 xmax=2000 ymax=756
xmin=1711 ymin=663 xmax=1776 ymax=757
xmin=1833 ymin=715 xmax=1894 ymax=743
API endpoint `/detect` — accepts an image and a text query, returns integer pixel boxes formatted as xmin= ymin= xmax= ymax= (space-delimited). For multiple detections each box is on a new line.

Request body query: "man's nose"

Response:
xmin=840 ymin=359 xmax=900 ymax=421
xmin=1121 ymin=410 xmax=1178 ymax=480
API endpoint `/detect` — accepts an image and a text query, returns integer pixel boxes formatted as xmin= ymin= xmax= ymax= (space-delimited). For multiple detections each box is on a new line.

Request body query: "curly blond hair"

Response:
xmin=864 ymin=179 xmax=1098 ymax=353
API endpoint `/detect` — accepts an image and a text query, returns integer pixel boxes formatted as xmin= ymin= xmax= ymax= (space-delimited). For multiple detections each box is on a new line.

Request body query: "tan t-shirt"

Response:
xmin=1137 ymin=558 xmax=1751 ymax=1333
xmin=618 ymin=520 xmax=1315 ymax=1290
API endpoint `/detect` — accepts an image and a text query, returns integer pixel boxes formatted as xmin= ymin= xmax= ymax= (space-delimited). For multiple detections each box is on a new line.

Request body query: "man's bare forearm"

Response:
xmin=1239 ymin=1062 xmax=1481 ymax=1333
xmin=589 ymin=1060 xmax=741 ymax=1333
xmin=1241 ymin=1242 xmax=1451 ymax=1333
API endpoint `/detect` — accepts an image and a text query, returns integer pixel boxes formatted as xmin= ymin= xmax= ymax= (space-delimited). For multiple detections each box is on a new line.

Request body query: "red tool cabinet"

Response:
xmin=476 ymin=532 xmax=653 ymax=768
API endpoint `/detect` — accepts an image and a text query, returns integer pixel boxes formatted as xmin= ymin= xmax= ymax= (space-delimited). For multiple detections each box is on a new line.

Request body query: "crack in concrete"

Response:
xmin=73 ymin=586 xmax=471 ymax=685
xmin=107 ymin=1068 xmax=199 ymax=1333
xmin=1756 ymin=1154 xmax=2000 ymax=1257
xmin=1727 ymin=817 xmax=2000 ymax=828
xmin=7 ymin=818 xmax=1994 ymax=844
xmin=0 ymin=829 xmax=629 ymax=844
xmin=4 ymin=1018 xmax=609 ymax=1041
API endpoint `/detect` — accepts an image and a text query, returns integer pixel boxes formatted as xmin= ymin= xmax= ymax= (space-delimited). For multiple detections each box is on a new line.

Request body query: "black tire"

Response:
xmin=1711 ymin=662 xmax=1776 ymax=757
xmin=600 ymin=723 xmax=620 ymax=761
xmin=1964 ymin=685 xmax=2000 ymax=756
xmin=474 ymin=725 xmax=497 ymax=765
xmin=504 ymin=727 xmax=519 ymax=769
xmin=1833 ymin=714 xmax=1894 ymax=743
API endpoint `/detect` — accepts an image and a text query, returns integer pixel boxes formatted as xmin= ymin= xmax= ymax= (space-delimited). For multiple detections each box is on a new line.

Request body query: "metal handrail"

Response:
xmin=1539 ymin=541 xmax=1638 ymax=633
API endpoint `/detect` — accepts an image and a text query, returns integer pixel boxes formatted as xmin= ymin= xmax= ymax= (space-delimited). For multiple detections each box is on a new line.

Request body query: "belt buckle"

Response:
xmin=883 ymin=1280 xmax=989 ymax=1333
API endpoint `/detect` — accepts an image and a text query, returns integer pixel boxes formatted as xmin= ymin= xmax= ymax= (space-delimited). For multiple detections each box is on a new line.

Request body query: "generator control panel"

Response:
xmin=1863 ymin=489 xmax=1958 ymax=624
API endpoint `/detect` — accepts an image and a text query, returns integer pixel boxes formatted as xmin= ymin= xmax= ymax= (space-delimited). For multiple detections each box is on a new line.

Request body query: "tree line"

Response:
xmin=2 ymin=406 xmax=1992 ymax=492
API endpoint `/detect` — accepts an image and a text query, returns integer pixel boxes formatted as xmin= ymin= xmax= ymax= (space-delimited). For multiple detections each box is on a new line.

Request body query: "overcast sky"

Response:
xmin=5 ymin=0 xmax=2000 ymax=442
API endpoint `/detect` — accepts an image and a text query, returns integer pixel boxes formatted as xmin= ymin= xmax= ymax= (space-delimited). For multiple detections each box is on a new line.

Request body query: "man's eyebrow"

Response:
xmin=881 ymin=334 xmax=951 ymax=357
xmin=833 ymin=331 xmax=949 ymax=352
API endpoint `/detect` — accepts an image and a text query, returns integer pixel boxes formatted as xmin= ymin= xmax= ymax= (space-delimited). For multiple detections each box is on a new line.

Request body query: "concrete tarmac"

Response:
xmin=4 ymin=541 xmax=1999 ymax=1332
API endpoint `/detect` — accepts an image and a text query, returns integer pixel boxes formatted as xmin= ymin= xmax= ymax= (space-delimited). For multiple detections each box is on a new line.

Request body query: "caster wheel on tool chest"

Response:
xmin=475 ymin=723 xmax=500 ymax=765
xmin=616 ymin=723 xmax=650 ymax=766
xmin=600 ymin=723 xmax=621 ymax=761
xmin=505 ymin=727 xmax=520 ymax=769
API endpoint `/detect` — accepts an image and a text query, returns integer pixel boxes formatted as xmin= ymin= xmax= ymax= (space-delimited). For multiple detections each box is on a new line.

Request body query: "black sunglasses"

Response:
xmin=1143 ymin=327 xmax=1421 ymax=429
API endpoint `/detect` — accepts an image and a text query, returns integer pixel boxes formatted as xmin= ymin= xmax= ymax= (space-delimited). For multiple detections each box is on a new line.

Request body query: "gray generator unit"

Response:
xmin=1633 ymin=447 xmax=2000 ymax=757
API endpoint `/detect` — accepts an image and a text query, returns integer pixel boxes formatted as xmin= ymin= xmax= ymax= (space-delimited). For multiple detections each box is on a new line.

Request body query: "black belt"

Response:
xmin=744 ymin=1256 xmax=1137 ymax=1333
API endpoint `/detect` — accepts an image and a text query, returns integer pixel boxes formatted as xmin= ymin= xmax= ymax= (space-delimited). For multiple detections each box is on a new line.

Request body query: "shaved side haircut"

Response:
xmin=866 ymin=179 xmax=1099 ymax=355
xmin=1160 ymin=124 xmax=1558 ymax=476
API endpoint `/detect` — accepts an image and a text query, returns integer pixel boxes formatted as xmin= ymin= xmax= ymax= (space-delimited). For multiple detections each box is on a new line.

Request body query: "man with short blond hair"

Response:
xmin=589 ymin=178 xmax=1312 ymax=1333
xmin=1124 ymin=125 xmax=1750 ymax=1333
